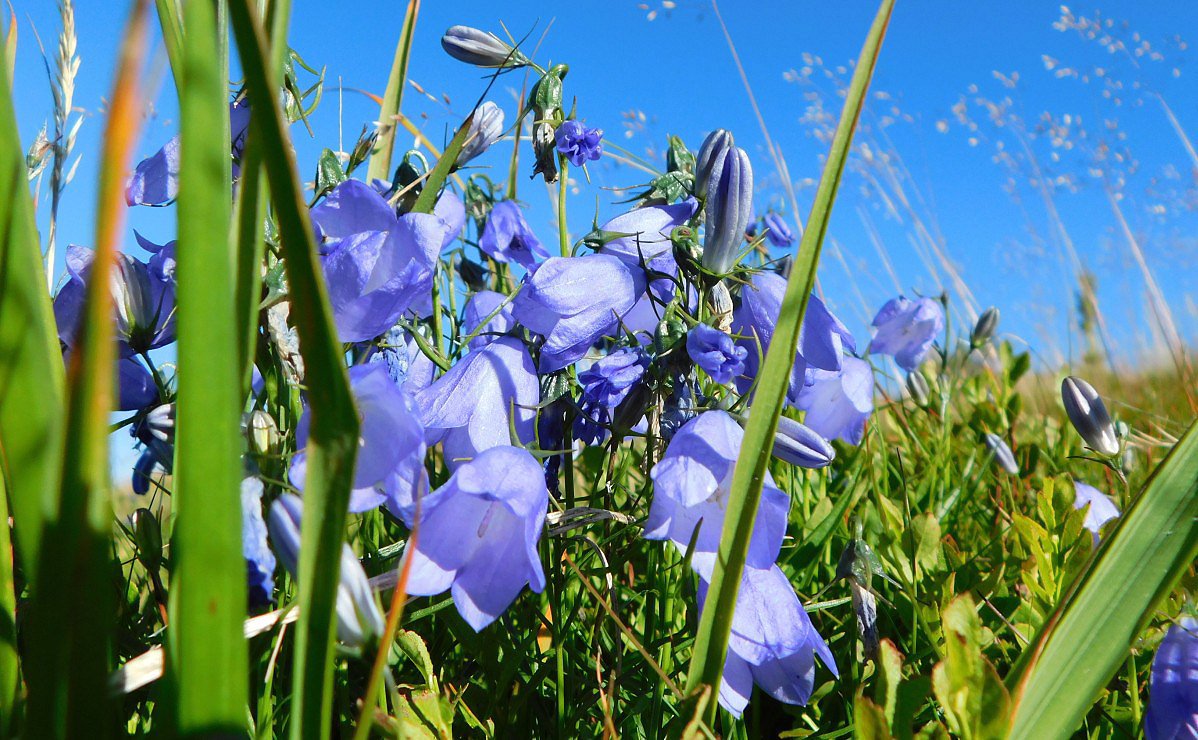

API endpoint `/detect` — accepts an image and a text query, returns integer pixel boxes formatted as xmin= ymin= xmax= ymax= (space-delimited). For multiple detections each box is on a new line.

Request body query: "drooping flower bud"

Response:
xmin=441 ymin=25 xmax=527 ymax=68
xmin=455 ymin=101 xmax=505 ymax=167
xmin=771 ymin=416 xmax=835 ymax=469
xmin=701 ymin=146 xmax=753 ymax=274
xmin=906 ymin=370 xmax=930 ymax=407
xmin=245 ymin=409 xmax=279 ymax=458
xmin=983 ymin=432 xmax=1019 ymax=475
xmin=1061 ymin=376 xmax=1119 ymax=456
xmin=708 ymin=280 xmax=734 ymax=332
xmin=694 ymin=129 xmax=734 ymax=199
xmin=457 ymin=258 xmax=489 ymax=292
xmin=971 ymin=306 xmax=1000 ymax=347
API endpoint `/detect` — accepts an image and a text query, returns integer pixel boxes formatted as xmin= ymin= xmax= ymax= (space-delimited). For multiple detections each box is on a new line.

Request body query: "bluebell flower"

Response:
xmin=434 ymin=189 xmax=467 ymax=252
xmin=646 ymin=411 xmax=789 ymax=580
xmin=686 ymin=324 xmax=747 ymax=385
xmin=456 ymin=102 xmax=505 ymax=167
xmin=462 ymin=290 xmax=515 ymax=350
xmin=404 ymin=446 xmax=548 ymax=631
xmin=868 ymin=296 xmax=944 ymax=372
xmin=415 ymin=336 xmax=539 ymax=467
xmin=762 ymin=212 xmax=795 ymax=248
xmin=241 ymin=477 xmax=276 ymax=607
xmin=1072 ymin=480 xmax=1120 ymax=541
xmin=511 ymin=253 xmax=646 ymax=372
xmin=310 ymin=179 xmax=447 ymax=342
xmin=796 ymin=357 xmax=874 ymax=445
xmin=598 ymin=198 xmax=698 ymax=276
xmin=369 ymin=326 xmax=436 ymax=394
xmin=126 ymin=100 xmax=250 ymax=206
xmin=131 ymin=403 xmax=175 ymax=495
xmin=575 ymin=347 xmax=648 ymax=444
xmin=107 ymin=355 xmax=158 ymax=411
xmin=702 ymin=145 xmax=753 ymax=274
xmin=291 ymin=363 xmax=427 ymax=522
xmin=770 ymin=416 xmax=835 ymax=469
xmin=698 ymin=565 xmax=837 ymax=717
xmin=554 ymin=120 xmax=604 ymax=167
xmin=267 ymin=494 xmax=384 ymax=647
xmin=1145 ymin=617 xmax=1198 ymax=740
xmin=1061 ymin=376 xmax=1120 ymax=457
xmin=660 ymin=379 xmax=698 ymax=440
xmin=478 ymin=200 xmax=550 ymax=272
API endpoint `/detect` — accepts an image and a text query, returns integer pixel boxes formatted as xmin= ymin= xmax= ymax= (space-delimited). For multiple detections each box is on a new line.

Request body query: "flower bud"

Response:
xmin=708 ymin=280 xmax=734 ymax=332
xmin=1061 ymin=376 xmax=1119 ymax=456
xmin=971 ymin=306 xmax=1000 ymax=347
xmin=457 ymin=258 xmax=489 ymax=292
xmin=441 ymin=25 xmax=527 ymax=68
xmin=694 ymin=129 xmax=734 ymax=199
xmin=983 ymin=432 xmax=1019 ymax=475
xmin=131 ymin=508 xmax=162 ymax=571
xmin=654 ymin=313 xmax=688 ymax=356
xmin=701 ymin=146 xmax=753 ymax=274
xmin=245 ymin=409 xmax=279 ymax=458
xmin=455 ymin=101 xmax=505 ymax=167
xmin=906 ymin=370 xmax=930 ymax=407
xmin=528 ymin=64 xmax=568 ymax=120
xmin=666 ymin=134 xmax=694 ymax=175
xmin=771 ymin=416 xmax=835 ymax=469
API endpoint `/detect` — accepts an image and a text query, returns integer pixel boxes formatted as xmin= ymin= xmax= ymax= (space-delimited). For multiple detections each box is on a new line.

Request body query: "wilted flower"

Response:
xmin=762 ymin=212 xmax=795 ymax=248
xmin=646 ymin=411 xmax=789 ymax=580
xmin=694 ymin=129 xmax=734 ymax=199
xmin=126 ymin=100 xmax=250 ymax=206
xmin=511 ymin=254 xmax=646 ymax=372
xmin=971 ymin=306 xmax=1000 ymax=347
xmin=1061 ymin=376 xmax=1120 ymax=457
xmin=797 ymin=357 xmax=874 ymax=445
xmin=241 ymin=477 xmax=276 ymax=607
xmin=531 ymin=121 xmax=559 ymax=183
xmin=983 ymin=433 xmax=1020 ymax=475
xmin=462 ymin=290 xmax=516 ymax=350
xmin=868 ymin=296 xmax=944 ymax=372
xmin=697 ymin=565 xmax=837 ymax=717
xmin=686 ymin=323 xmax=747 ymax=385
xmin=575 ymin=347 xmax=648 ymax=443
xmin=1072 ymin=480 xmax=1120 ymax=540
xmin=456 ymin=102 xmax=505 ymax=167
xmin=478 ymin=200 xmax=550 ymax=272
xmin=554 ymin=120 xmax=604 ymax=167
xmin=441 ymin=25 xmax=527 ymax=68
xmin=769 ymin=415 xmax=835 ymax=469
xmin=405 ymin=446 xmax=548 ymax=631
xmin=1145 ymin=617 xmax=1198 ymax=740
xmin=268 ymin=494 xmax=384 ymax=647
xmin=701 ymin=146 xmax=753 ymax=274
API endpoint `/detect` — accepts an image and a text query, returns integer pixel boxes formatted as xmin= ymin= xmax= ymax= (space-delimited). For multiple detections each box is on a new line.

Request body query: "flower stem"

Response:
xmin=557 ymin=156 xmax=570 ymax=257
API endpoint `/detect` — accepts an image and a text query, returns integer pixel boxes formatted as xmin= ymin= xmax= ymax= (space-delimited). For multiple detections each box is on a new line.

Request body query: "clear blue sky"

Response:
xmin=11 ymin=0 xmax=1198 ymax=374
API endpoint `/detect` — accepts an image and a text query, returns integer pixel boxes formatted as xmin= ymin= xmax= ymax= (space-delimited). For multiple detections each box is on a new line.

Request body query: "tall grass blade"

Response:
xmin=25 ymin=2 xmax=150 ymax=734
xmin=227 ymin=2 xmax=361 ymax=736
xmin=167 ymin=0 xmax=247 ymax=731
xmin=409 ymin=111 xmax=472 ymax=215
xmin=154 ymin=0 xmax=184 ymax=92
xmin=0 ymin=463 xmax=16 ymax=735
xmin=1006 ymin=421 xmax=1198 ymax=738
xmin=682 ymin=0 xmax=895 ymax=728
xmin=365 ymin=0 xmax=420 ymax=184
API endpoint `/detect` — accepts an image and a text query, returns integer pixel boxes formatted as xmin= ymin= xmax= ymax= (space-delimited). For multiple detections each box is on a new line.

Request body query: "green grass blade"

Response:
xmin=682 ymin=0 xmax=895 ymax=728
xmin=227 ymin=2 xmax=361 ymax=737
xmin=365 ymin=0 xmax=420 ymax=184
xmin=409 ymin=111 xmax=472 ymax=215
xmin=168 ymin=0 xmax=247 ymax=731
xmin=1006 ymin=421 xmax=1198 ymax=738
xmin=0 ymin=459 xmax=16 ymax=736
xmin=154 ymin=0 xmax=185 ymax=93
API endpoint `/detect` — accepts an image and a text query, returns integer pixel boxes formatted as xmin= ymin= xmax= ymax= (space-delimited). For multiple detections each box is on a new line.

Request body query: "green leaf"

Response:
xmin=365 ymin=0 xmax=420 ymax=184
xmin=0 ymin=460 xmax=16 ymax=736
xmin=930 ymin=595 xmax=1010 ymax=740
xmin=313 ymin=147 xmax=346 ymax=200
xmin=680 ymin=0 xmax=896 ymax=728
xmin=1007 ymin=419 xmax=1198 ymax=739
xmin=396 ymin=630 xmax=435 ymax=686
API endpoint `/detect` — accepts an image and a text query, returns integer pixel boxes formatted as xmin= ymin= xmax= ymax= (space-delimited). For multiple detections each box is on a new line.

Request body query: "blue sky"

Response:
xmin=11 ymin=0 xmax=1198 ymax=374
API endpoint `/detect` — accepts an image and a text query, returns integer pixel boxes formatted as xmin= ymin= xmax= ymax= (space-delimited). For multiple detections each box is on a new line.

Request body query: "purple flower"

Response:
xmin=368 ymin=326 xmax=436 ymax=395
xmin=415 ymin=337 xmax=539 ymax=467
xmin=268 ymin=494 xmax=384 ymax=646
xmin=131 ymin=403 xmax=175 ymax=495
xmin=598 ymin=198 xmax=698 ymax=276
xmin=462 ymin=290 xmax=515 ymax=350
xmin=771 ymin=416 xmax=835 ymax=469
xmin=687 ymin=324 xmax=747 ymax=385
xmin=290 ymin=364 xmax=428 ymax=522
xmin=575 ymin=348 xmax=648 ymax=443
xmin=434 ymin=189 xmax=467 ymax=252
xmin=554 ymin=120 xmax=604 ymax=167
xmin=1146 ymin=617 xmax=1198 ymax=740
xmin=511 ymin=253 xmax=646 ymax=372
xmin=698 ymin=565 xmax=837 ymax=717
xmin=441 ymin=25 xmax=527 ymax=68
xmin=456 ymin=101 xmax=505 ymax=167
xmin=702 ymin=145 xmax=753 ymax=274
xmin=645 ymin=411 xmax=789 ymax=580
xmin=868 ymin=296 xmax=944 ymax=372
xmin=311 ymin=179 xmax=447 ymax=342
xmin=404 ymin=446 xmax=548 ymax=631
xmin=762 ymin=212 xmax=795 ymax=248
xmin=796 ymin=357 xmax=874 ymax=445
xmin=478 ymin=200 xmax=550 ymax=272
xmin=1072 ymin=480 xmax=1120 ymax=540
xmin=241 ymin=477 xmax=276 ymax=607
xmin=1061 ymin=376 xmax=1120 ymax=457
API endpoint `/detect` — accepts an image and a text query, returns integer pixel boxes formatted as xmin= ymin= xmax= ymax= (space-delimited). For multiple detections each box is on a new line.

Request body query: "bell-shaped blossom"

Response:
xmin=770 ymin=415 xmax=835 ymax=469
xmin=698 ymin=565 xmax=837 ymax=717
xmin=646 ymin=411 xmax=789 ymax=580
xmin=456 ymin=102 xmax=505 ymax=167
xmin=311 ymin=179 xmax=446 ymax=342
xmin=462 ymin=290 xmax=515 ymax=350
xmin=598 ymin=198 xmax=698 ymax=275
xmin=868 ymin=296 xmax=944 ymax=372
xmin=512 ymin=253 xmax=646 ymax=372
xmin=1072 ymin=480 xmax=1120 ymax=540
xmin=1061 ymin=376 xmax=1120 ymax=457
xmin=369 ymin=326 xmax=436 ymax=394
xmin=983 ymin=433 xmax=1019 ymax=475
xmin=1145 ymin=617 xmax=1198 ymax=740
xmin=702 ymin=145 xmax=753 ymax=274
xmin=575 ymin=347 xmax=648 ymax=443
xmin=415 ymin=337 xmax=538 ymax=467
xmin=291 ymin=363 xmax=427 ymax=521
xmin=241 ymin=477 xmax=276 ymax=607
xmin=761 ymin=212 xmax=795 ymax=248
xmin=797 ymin=357 xmax=874 ymax=445
xmin=441 ymin=25 xmax=527 ymax=68
xmin=405 ymin=446 xmax=548 ymax=631
xmin=660 ymin=379 xmax=698 ymax=441
xmin=434 ymin=189 xmax=466 ymax=251
xmin=687 ymin=324 xmax=747 ymax=385
xmin=478 ymin=200 xmax=550 ymax=272
xmin=554 ymin=120 xmax=604 ymax=166
xmin=131 ymin=403 xmax=175 ymax=495
xmin=267 ymin=494 xmax=384 ymax=647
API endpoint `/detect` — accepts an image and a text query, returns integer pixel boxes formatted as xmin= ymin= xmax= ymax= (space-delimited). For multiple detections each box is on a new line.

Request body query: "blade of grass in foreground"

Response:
xmin=1006 ymin=421 xmax=1198 ymax=739
xmin=227 ymin=2 xmax=361 ymax=737
xmin=25 ymin=2 xmax=149 ymax=734
xmin=168 ymin=0 xmax=246 ymax=731
xmin=365 ymin=0 xmax=420 ymax=184
xmin=681 ymin=0 xmax=895 ymax=730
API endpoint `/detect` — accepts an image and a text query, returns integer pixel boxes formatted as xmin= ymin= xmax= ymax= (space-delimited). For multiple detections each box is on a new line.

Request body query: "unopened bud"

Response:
xmin=694 ymin=129 xmax=734 ymax=199
xmin=654 ymin=314 xmax=688 ymax=356
xmin=458 ymin=258 xmax=489 ymax=292
xmin=906 ymin=370 xmax=930 ymax=407
xmin=983 ymin=432 xmax=1020 ymax=475
xmin=131 ymin=508 xmax=162 ymax=571
xmin=771 ymin=416 xmax=835 ymax=469
xmin=1061 ymin=376 xmax=1119 ymax=456
xmin=245 ymin=409 xmax=279 ymax=458
xmin=441 ymin=26 xmax=527 ymax=68
xmin=971 ymin=307 xmax=1000 ymax=347
xmin=455 ymin=101 xmax=505 ymax=167
xmin=701 ymin=146 xmax=753 ymax=274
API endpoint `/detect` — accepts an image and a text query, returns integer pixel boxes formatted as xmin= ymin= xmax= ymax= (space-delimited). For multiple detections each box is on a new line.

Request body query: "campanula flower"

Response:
xmin=478 ymin=200 xmax=551 ymax=272
xmin=131 ymin=403 xmax=175 ymax=495
xmin=698 ymin=565 xmax=837 ymax=717
xmin=769 ymin=415 xmax=836 ymax=469
xmin=659 ymin=379 xmax=698 ymax=440
xmin=441 ymin=25 xmax=528 ymax=68
xmin=1061 ymin=376 xmax=1120 ymax=457
xmin=1072 ymin=480 xmax=1120 ymax=541
xmin=575 ymin=347 xmax=648 ymax=443
xmin=1145 ymin=617 xmax=1198 ymax=740
xmin=868 ymin=296 xmax=944 ymax=372
xmin=290 ymin=363 xmax=427 ymax=522
xmin=404 ymin=446 xmax=548 ymax=631
xmin=310 ymin=179 xmax=447 ymax=342
xmin=113 ymin=356 xmax=158 ymax=411
xmin=983 ymin=433 xmax=1020 ymax=475
xmin=646 ymin=411 xmax=789 ymax=580
xmin=369 ymin=326 xmax=436 ymax=394
xmin=456 ymin=102 xmax=505 ymax=167
xmin=762 ymin=212 xmax=795 ymax=248
xmin=686 ymin=324 xmax=747 ymax=385
xmin=463 ymin=290 xmax=516 ymax=350
xmin=796 ymin=357 xmax=874 ymax=445
xmin=701 ymin=145 xmax=753 ymax=274
xmin=126 ymin=100 xmax=250 ymax=206
xmin=554 ymin=120 xmax=604 ymax=167
xmin=241 ymin=477 xmax=275 ymax=607
xmin=511 ymin=253 xmax=646 ymax=372
xmin=267 ymin=494 xmax=384 ymax=647
xmin=434 ymin=189 xmax=467 ymax=251
xmin=598 ymin=198 xmax=698 ymax=275
xmin=415 ymin=336 xmax=539 ymax=467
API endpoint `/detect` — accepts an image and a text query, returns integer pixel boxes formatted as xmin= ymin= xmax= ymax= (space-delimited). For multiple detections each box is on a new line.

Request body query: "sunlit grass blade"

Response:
xmin=154 ymin=0 xmax=184 ymax=92
xmin=0 ymin=467 xmax=16 ymax=736
xmin=409 ymin=111 xmax=472 ymax=215
xmin=682 ymin=0 xmax=895 ymax=729
xmin=167 ymin=0 xmax=247 ymax=731
xmin=24 ymin=1 xmax=150 ymax=733
xmin=227 ymin=2 xmax=361 ymax=737
xmin=365 ymin=0 xmax=420 ymax=184
xmin=1006 ymin=421 xmax=1198 ymax=739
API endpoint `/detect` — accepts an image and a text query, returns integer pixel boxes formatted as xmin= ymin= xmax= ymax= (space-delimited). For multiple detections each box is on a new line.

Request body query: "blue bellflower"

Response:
xmin=686 ymin=324 xmax=748 ymax=385
xmin=462 ymin=290 xmax=516 ymax=350
xmin=1145 ymin=617 xmax=1198 ymax=740
xmin=868 ymin=296 xmax=944 ymax=372
xmin=405 ymin=446 xmax=549 ymax=631
xmin=1072 ymin=480 xmax=1120 ymax=542
xmin=797 ymin=357 xmax=874 ymax=445
xmin=368 ymin=326 xmax=436 ymax=394
xmin=131 ymin=403 xmax=174 ymax=495
xmin=575 ymin=347 xmax=648 ymax=444
xmin=478 ymin=200 xmax=550 ymax=272
xmin=434 ymin=189 xmax=467 ymax=252
xmin=762 ymin=212 xmax=795 ymax=248
xmin=554 ymin=120 xmax=604 ymax=167
xmin=241 ymin=477 xmax=276 ymax=607
xmin=599 ymin=198 xmax=698 ymax=276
